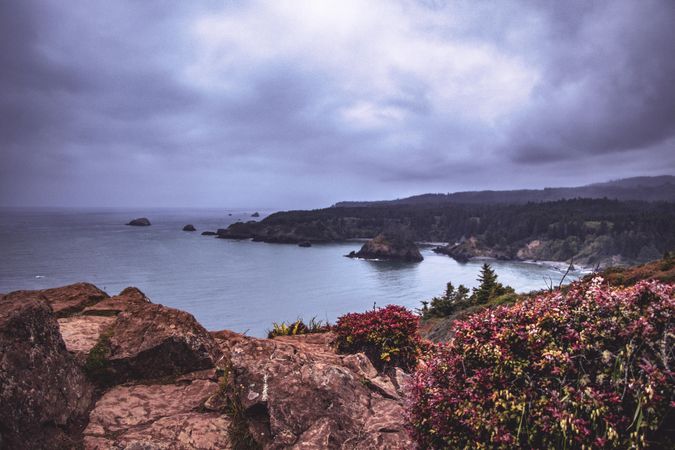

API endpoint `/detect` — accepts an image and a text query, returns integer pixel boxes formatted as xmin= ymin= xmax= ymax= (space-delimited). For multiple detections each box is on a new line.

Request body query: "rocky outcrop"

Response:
xmin=3 ymin=282 xmax=109 ymax=318
xmin=298 ymin=241 xmax=312 ymax=247
xmin=82 ymin=286 xmax=150 ymax=316
xmin=214 ymin=331 xmax=413 ymax=449
xmin=348 ymin=233 xmax=423 ymax=262
xmin=251 ymin=212 xmax=260 ymax=217
xmin=3 ymin=283 xmax=414 ymax=449
xmin=183 ymin=224 xmax=197 ymax=231
xmin=201 ymin=231 xmax=217 ymax=236
xmin=83 ymin=370 xmax=230 ymax=449
xmin=0 ymin=294 xmax=94 ymax=449
xmin=126 ymin=217 xmax=151 ymax=226
xmin=433 ymin=236 xmax=509 ymax=263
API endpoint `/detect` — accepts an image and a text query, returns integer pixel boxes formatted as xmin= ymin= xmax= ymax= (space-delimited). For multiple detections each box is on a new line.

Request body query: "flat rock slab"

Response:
xmin=58 ymin=315 xmax=115 ymax=355
xmin=84 ymin=377 xmax=231 ymax=449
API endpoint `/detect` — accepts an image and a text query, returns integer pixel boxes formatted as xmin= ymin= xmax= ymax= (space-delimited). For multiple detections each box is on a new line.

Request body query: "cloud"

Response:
xmin=0 ymin=0 xmax=673 ymax=208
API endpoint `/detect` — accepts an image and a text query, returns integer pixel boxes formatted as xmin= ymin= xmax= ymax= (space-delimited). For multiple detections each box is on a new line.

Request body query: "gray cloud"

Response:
xmin=1 ymin=0 xmax=674 ymax=208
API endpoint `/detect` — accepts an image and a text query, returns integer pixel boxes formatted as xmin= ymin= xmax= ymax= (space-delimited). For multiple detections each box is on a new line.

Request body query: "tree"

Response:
xmin=472 ymin=263 xmax=498 ymax=305
xmin=421 ymin=282 xmax=470 ymax=319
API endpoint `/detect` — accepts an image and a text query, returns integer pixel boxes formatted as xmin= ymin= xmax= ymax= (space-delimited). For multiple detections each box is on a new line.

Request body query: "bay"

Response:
xmin=0 ymin=208 xmax=582 ymax=337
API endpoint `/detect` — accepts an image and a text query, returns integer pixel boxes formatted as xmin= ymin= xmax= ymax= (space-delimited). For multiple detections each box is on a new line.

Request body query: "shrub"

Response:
xmin=267 ymin=317 xmax=330 ymax=339
xmin=409 ymin=278 xmax=674 ymax=449
xmin=335 ymin=305 xmax=423 ymax=371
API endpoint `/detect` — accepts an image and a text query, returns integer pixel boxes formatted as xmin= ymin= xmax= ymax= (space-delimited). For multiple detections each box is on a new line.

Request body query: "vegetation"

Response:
xmin=420 ymin=264 xmax=515 ymax=319
xmin=266 ymin=317 xmax=331 ymax=338
xmin=218 ymin=364 xmax=262 ymax=450
xmin=409 ymin=278 xmax=675 ymax=449
xmin=334 ymin=305 xmax=424 ymax=371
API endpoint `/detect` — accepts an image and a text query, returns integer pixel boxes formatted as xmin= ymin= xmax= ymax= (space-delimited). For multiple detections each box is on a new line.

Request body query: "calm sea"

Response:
xmin=0 ymin=208 xmax=582 ymax=337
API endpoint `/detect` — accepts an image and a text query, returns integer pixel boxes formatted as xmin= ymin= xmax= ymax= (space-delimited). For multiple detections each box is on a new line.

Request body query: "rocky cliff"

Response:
xmin=0 ymin=283 xmax=412 ymax=449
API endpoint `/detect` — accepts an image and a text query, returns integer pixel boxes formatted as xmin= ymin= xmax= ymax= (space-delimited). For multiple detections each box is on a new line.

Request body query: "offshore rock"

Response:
xmin=126 ymin=217 xmax=151 ymax=226
xmin=349 ymin=232 xmax=423 ymax=262
xmin=183 ymin=224 xmax=197 ymax=231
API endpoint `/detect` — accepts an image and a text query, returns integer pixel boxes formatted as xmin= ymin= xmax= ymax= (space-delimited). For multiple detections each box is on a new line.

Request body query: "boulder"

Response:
xmin=92 ymin=302 xmax=222 ymax=383
xmin=58 ymin=315 xmax=116 ymax=359
xmin=82 ymin=286 xmax=150 ymax=316
xmin=83 ymin=371 xmax=231 ymax=449
xmin=0 ymin=294 xmax=94 ymax=449
xmin=126 ymin=217 xmax=151 ymax=226
xmin=349 ymin=233 xmax=423 ymax=262
xmin=215 ymin=331 xmax=413 ymax=449
xmin=183 ymin=224 xmax=196 ymax=232
xmin=3 ymin=282 xmax=109 ymax=318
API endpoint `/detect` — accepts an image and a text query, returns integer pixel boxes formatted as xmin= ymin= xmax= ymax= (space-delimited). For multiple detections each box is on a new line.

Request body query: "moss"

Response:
xmin=84 ymin=327 xmax=114 ymax=383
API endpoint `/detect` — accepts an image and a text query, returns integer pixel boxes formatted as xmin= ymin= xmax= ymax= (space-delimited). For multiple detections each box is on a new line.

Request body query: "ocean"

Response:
xmin=0 ymin=208 xmax=582 ymax=337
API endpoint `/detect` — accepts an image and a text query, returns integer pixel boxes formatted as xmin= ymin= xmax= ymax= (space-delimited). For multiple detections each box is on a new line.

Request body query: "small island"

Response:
xmin=347 ymin=232 xmax=423 ymax=262
xmin=182 ymin=224 xmax=196 ymax=232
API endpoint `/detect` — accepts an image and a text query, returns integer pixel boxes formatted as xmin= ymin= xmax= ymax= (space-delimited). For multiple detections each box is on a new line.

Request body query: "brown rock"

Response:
xmin=3 ymin=282 xmax=109 ymax=318
xmin=83 ymin=375 xmax=231 ymax=449
xmin=58 ymin=315 xmax=115 ymax=356
xmin=82 ymin=286 xmax=150 ymax=316
xmin=218 ymin=331 xmax=413 ymax=449
xmin=0 ymin=294 xmax=94 ymax=449
xmin=100 ymin=303 xmax=223 ymax=382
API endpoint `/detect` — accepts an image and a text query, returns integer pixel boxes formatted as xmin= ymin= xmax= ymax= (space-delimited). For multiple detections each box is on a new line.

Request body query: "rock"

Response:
xmin=2 ymin=282 xmax=109 ymax=318
xmin=82 ymin=286 xmax=151 ymax=316
xmin=83 ymin=373 xmax=231 ymax=449
xmin=216 ymin=331 xmax=413 ymax=449
xmin=216 ymin=222 xmax=257 ymax=239
xmin=126 ymin=217 xmax=151 ymax=226
xmin=93 ymin=302 xmax=222 ymax=383
xmin=433 ymin=236 xmax=509 ymax=263
xmin=201 ymin=231 xmax=217 ymax=236
xmin=251 ymin=212 xmax=260 ymax=217
xmin=183 ymin=224 xmax=197 ymax=231
xmin=58 ymin=315 xmax=116 ymax=360
xmin=0 ymin=294 xmax=94 ymax=449
xmin=349 ymin=232 xmax=423 ymax=262
xmin=298 ymin=241 xmax=312 ymax=247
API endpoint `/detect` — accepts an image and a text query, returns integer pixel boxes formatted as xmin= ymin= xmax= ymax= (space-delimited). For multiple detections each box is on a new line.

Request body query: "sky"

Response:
xmin=1 ymin=0 xmax=674 ymax=209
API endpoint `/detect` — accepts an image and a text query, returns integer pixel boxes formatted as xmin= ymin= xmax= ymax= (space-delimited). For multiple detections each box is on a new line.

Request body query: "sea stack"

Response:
xmin=182 ymin=224 xmax=196 ymax=232
xmin=348 ymin=232 xmax=423 ymax=262
xmin=126 ymin=218 xmax=151 ymax=226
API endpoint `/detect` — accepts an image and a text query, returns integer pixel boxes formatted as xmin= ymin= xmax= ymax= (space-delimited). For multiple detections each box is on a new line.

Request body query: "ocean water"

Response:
xmin=0 ymin=208 xmax=582 ymax=337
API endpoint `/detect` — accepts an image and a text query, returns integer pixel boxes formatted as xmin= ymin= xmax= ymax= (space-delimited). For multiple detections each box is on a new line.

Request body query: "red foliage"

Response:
xmin=409 ymin=278 xmax=675 ymax=449
xmin=335 ymin=305 xmax=424 ymax=371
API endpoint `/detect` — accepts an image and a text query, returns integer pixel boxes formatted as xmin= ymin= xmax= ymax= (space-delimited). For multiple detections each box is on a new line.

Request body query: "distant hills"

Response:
xmin=333 ymin=175 xmax=675 ymax=207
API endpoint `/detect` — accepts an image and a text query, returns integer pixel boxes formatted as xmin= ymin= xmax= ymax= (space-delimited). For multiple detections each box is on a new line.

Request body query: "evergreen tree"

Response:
xmin=472 ymin=263 xmax=498 ymax=305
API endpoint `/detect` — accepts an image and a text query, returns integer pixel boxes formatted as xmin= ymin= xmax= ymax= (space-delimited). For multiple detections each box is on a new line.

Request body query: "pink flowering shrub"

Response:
xmin=335 ymin=305 xmax=424 ymax=371
xmin=409 ymin=278 xmax=674 ymax=449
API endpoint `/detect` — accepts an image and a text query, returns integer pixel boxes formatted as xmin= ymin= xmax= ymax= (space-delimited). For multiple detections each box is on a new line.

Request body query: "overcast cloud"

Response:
xmin=1 ymin=0 xmax=674 ymax=208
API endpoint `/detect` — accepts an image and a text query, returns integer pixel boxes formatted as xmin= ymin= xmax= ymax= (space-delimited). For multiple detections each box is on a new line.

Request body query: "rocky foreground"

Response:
xmin=0 ymin=283 xmax=412 ymax=449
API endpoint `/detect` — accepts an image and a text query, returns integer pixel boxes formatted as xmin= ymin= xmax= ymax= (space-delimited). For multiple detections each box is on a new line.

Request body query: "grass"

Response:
xmin=266 ymin=317 xmax=331 ymax=338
